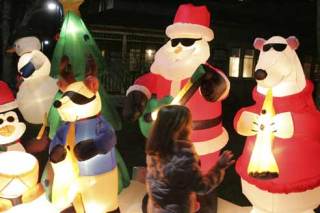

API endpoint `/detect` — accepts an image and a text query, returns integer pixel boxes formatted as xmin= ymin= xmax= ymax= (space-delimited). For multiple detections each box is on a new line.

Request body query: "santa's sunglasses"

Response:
xmin=263 ymin=43 xmax=287 ymax=52
xmin=171 ymin=38 xmax=202 ymax=47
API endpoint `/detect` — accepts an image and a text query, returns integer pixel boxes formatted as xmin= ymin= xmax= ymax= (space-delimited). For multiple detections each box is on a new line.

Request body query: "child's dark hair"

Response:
xmin=146 ymin=105 xmax=192 ymax=157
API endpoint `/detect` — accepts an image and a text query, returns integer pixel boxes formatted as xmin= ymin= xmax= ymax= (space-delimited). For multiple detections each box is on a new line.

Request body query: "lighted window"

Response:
xmin=101 ymin=49 xmax=106 ymax=57
xmin=243 ymin=49 xmax=255 ymax=78
xmin=229 ymin=48 xmax=240 ymax=77
xmin=145 ymin=49 xmax=155 ymax=65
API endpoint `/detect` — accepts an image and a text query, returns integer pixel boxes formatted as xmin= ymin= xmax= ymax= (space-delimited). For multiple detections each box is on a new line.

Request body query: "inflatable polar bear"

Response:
xmin=234 ymin=36 xmax=320 ymax=213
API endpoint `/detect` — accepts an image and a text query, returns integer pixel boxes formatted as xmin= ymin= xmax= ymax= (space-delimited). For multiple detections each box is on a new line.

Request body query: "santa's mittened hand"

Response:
xmin=20 ymin=62 xmax=36 ymax=78
xmin=49 ymin=145 xmax=67 ymax=163
xmin=74 ymin=139 xmax=99 ymax=161
xmin=123 ymin=91 xmax=148 ymax=122
xmin=216 ymin=150 xmax=235 ymax=171
xmin=200 ymin=65 xmax=227 ymax=102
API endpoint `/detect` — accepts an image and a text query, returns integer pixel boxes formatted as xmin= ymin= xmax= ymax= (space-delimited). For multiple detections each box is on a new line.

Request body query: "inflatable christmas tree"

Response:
xmin=49 ymin=12 xmax=121 ymax=137
xmin=47 ymin=11 xmax=129 ymax=193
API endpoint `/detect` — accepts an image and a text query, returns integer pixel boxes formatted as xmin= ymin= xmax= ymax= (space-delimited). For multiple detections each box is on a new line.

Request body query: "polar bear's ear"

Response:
xmin=253 ymin=38 xmax=266 ymax=50
xmin=286 ymin=36 xmax=299 ymax=50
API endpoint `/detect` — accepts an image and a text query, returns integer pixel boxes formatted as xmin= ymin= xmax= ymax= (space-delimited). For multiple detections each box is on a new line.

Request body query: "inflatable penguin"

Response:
xmin=48 ymin=56 xmax=119 ymax=213
xmin=0 ymin=151 xmax=58 ymax=212
xmin=234 ymin=36 xmax=320 ymax=213
xmin=124 ymin=3 xmax=230 ymax=173
xmin=11 ymin=28 xmax=58 ymax=124
xmin=0 ymin=81 xmax=25 ymax=152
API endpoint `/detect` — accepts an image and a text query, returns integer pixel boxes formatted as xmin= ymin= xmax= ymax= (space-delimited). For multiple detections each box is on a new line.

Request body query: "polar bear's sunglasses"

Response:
xmin=171 ymin=38 xmax=202 ymax=47
xmin=263 ymin=43 xmax=287 ymax=52
xmin=62 ymin=91 xmax=96 ymax=105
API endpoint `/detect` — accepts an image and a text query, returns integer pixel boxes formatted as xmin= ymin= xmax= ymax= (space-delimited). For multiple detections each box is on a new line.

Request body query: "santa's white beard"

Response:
xmin=151 ymin=43 xmax=209 ymax=81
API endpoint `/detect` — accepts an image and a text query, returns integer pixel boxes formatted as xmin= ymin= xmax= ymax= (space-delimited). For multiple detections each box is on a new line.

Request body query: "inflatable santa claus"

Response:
xmin=0 ymin=81 xmax=26 ymax=152
xmin=124 ymin=3 xmax=230 ymax=174
xmin=234 ymin=36 xmax=320 ymax=213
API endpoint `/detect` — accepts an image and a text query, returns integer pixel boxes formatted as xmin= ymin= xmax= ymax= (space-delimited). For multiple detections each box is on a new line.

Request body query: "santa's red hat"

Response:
xmin=166 ymin=4 xmax=214 ymax=41
xmin=0 ymin=81 xmax=18 ymax=113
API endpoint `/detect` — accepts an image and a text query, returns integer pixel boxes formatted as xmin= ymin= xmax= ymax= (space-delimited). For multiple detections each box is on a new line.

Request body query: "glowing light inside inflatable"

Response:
xmin=16 ymin=41 xmax=58 ymax=124
xmin=56 ymin=82 xmax=101 ymax=122
xmin=0 ymin=151 xmax=38 ymax=199
xmin=247 ymin=90 xmax=279 ymax=178
xmin=66 ymin=20 xmax=79 ymax=34
xmin=50 ymin=79 xmax=118 ymax=212
xmin=51 ymin=122 xmax=79 ymax=210
xmin=150 ymin=79 xmax=195 ymax=121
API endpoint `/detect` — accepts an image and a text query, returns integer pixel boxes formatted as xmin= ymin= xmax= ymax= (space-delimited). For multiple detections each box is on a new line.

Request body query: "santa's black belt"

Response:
xmin=192 ymin=115 xmax=222 ymax=130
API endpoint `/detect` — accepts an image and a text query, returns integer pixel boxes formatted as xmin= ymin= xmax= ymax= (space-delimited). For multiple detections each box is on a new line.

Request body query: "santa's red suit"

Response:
xmin=127 ymin=63 xmax=228 ymax=173
xmin=234 ymin=81 xmax=320 ymax=193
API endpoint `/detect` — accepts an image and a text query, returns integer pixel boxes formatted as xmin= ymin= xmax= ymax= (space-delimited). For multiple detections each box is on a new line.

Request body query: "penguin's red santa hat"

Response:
xmin=165 ymin=3 xmax=214 ymax=41
xmin=0 ymin=81 xmax=18 ymax=113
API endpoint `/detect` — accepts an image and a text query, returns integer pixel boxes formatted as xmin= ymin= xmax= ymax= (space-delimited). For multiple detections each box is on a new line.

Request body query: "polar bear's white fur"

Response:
xmin=254 ymin=36 xmax=306 ymax=97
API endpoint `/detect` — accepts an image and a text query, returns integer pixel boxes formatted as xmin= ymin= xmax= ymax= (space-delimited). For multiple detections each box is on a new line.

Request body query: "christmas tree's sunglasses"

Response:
xmin=263 ymin=43 xmax=287 ymax=52
xmin=171 ymin=38 xmax=202 ymax=47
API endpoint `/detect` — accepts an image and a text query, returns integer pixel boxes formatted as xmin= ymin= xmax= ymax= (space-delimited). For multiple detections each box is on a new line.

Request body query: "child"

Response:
xmin=146 ymin=105 xmax=234 ymax=213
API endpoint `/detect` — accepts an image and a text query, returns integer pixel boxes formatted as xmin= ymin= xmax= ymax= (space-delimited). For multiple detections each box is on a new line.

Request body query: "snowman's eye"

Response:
xmin=0 ymin=119 xmax=3 ymax=125
xmin=7 ymin=116 xmax=15 ymax=122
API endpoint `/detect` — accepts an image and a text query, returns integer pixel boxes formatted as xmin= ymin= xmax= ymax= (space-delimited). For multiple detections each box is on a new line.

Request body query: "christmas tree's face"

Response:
xmin=254 ymin=36 xmax=306 ymax=96
xmin=55 ymin=81 xmax=101 ymax=122
xmin=151 ymin=37 xmax=210 ymax=81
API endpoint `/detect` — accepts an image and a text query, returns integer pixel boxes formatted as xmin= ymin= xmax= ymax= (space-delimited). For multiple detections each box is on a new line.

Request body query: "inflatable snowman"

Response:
xmin=0 ymin=81 xmax=25 ymax=152
xmin=234 ymin=36 xmax=320 ymax=213
xmin=0 ymin=151 xmax=58 ymax=212
xmin=124 ymin=3 xmax=230 ymax=173
xmin=13 ymin=31 xmax=58 ymax=124
xmin=48 ymin=56 xmax=119 ymax=213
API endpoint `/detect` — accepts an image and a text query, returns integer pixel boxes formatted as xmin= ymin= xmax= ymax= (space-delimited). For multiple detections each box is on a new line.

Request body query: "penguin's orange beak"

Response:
xmin=0 ymin=125 xmax=15 ymax=137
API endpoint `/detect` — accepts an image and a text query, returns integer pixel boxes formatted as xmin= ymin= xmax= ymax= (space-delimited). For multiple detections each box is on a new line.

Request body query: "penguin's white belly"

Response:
xmin=17 ymin=77 xmax=58 ymax=124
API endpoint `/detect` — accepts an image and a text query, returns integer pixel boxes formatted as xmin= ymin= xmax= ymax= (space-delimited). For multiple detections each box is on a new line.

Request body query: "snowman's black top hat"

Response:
xmin=6 ymin=25 xmax=43 ymax=52
xmin=11 ymin=25 xmax=42 ymax=42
